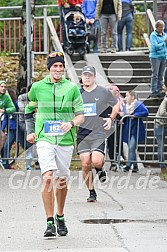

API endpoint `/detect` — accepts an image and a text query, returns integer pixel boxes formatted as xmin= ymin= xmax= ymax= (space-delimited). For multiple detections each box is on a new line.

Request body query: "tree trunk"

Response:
xmin=17 ymin=0 xmax=35 ymax=92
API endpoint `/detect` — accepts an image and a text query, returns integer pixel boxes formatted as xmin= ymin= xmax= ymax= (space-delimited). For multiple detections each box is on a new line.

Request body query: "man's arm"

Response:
xmin=103 ymin=101 xmax=119 ymax=130
xmin=60 ymin=114 xmax=84 ymax=133
xmin=110 ymin=101 xmax=120 ymax=121
xmin=3 ymin=95 xmax=16 ymax=114
xmin=25 ymin=83 xmax=38 ymax=143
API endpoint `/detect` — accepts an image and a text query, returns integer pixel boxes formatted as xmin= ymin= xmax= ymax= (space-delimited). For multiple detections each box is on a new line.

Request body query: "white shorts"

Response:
xmin=36 ymin=141 xmax=74 ymax=179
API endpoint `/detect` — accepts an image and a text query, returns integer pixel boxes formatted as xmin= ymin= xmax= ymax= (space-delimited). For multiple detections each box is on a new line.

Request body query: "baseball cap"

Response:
xmin=82 ymin=66 xmax=96 ymax=75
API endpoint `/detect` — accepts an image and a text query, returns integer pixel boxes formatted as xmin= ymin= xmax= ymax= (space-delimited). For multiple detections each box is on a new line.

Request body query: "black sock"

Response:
xmin=57 ymin=214 xmax=64 ymax=220
xmin=89 ymin=189 xmax=95 ymax=193
xmin=47 ymin=217 xmax=54 ymax=224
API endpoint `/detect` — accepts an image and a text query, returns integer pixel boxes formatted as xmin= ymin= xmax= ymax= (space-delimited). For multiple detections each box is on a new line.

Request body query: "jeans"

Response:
xmin=69 ymin=28 xmax=85 ymax=36
xmin=117 ymin=13 xmax=133 ymax=51
xmin=93 ymin=20 xmax=101 ymax=53
xmin=126 ymin=135 xmax=137 ymax=168
xmin=3 ymin=130 xmax=16 ymax=169
xmin=58 ymin=6 xmax=68 ymax=47
xmin=150 ymin=58 xmax=166 ymax=95
xmin=154 ymin=124 xmax=167 ymax=167
xmin=100 ymin=14 xmax=117 ymax=49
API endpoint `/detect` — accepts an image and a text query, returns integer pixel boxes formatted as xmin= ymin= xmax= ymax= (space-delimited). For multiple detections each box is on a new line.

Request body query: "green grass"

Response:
xmin=70 ymin=160 xmax=82 ymax=171
xmin=161 ymin=172 xmax=167 ymax=181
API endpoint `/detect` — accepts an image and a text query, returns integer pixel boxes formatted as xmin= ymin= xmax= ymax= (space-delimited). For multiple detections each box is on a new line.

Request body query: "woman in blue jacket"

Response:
xmin=122 ymin=90 xmax=149 ymax=172
xmin=149 ymin=20 xmax=167 ymax=98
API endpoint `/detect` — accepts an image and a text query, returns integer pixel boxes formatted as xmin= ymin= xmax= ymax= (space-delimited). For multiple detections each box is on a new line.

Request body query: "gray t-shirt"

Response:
xmin=78 ymin=85 xmax=117 ymax=138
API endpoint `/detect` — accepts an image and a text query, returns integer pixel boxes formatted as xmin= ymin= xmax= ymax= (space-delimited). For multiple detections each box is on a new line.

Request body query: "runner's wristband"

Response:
xmin=109 ymin=116 xmax=114 ymax=121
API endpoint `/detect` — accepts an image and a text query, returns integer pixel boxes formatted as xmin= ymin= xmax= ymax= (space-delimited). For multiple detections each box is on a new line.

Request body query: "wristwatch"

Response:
xmin=70 ymin=120 xmax=75 ymax=127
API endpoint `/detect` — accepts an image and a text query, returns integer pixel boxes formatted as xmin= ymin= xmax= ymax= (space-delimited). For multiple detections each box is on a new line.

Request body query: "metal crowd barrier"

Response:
xmin=0 ymin=112 xmax=167 ymax=170
xmin=0 ymin=112 xmax=38 ymax=170
xmin=115 ymin=115 xmax=167 ymax=171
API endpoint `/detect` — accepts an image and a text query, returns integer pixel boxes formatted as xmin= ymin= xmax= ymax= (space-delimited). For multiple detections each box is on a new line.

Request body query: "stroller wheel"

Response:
xmin=66 ymin=47 xmax=74 ymax=56
xmin=78 ymin=47 xmax=86 ymax=56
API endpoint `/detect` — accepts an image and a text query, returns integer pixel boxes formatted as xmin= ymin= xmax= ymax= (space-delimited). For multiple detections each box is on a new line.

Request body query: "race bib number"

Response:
xmin=84 ymin=103 xmax=96 ymax=116
xmin=44 ymin=120 xmax=64 ymax=136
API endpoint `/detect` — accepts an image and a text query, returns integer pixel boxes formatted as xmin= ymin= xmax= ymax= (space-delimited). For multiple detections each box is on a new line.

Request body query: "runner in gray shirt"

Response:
xmin=77 ymin=66 xmax=119 ymax=202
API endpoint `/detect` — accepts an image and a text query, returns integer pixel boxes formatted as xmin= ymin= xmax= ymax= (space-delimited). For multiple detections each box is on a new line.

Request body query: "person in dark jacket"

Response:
xmin=117 ymin=0 xmax=134 ymax=51
xmin=82 ymin=0 xmax=100 ymax=53
xmin=154 ymin=94 xmax=167 ymax=172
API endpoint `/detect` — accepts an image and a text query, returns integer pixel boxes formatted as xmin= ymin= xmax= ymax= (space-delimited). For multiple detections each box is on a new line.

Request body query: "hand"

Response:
xmin=86 ymin=18 xmax=90 ymax=24
xmin=0 ymin=109 xmax=5 ymax=113
xmin=26 ymin=133 xmax=36 ymax=143
xmin=89 ymin=19 xmax=95 ymax=24
xmin=60 ymin=122 xmax=73 ymax=133
xmin=103 ymin=118 xmax=112 ymax=130
xmin=64 ymin=3 xmax=70 ymax=8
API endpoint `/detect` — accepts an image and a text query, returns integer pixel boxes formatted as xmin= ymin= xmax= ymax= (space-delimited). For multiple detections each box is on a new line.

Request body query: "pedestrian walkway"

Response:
xmin=0 ymin=168 xmax=167 ymax=252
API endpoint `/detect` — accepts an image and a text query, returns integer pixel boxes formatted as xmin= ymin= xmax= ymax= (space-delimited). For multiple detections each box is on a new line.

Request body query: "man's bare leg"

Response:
xmin=42 ymin=171 xmax=54 ymax=217
xmin=55 ymin=178 xmax=68 ymax=236
xmin=79 ymin=152 xmax=97 ymax=202
xmin=42 ymin=171 xmax=56 ymax=237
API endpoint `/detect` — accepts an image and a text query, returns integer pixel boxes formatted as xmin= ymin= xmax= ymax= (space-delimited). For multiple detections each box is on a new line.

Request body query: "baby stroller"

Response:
xmin=63 ymin=7 xmax=89 ymax=56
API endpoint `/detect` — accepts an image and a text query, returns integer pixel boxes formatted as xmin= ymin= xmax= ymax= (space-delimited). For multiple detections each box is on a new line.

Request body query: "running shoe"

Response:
xmin=55 ymin=215 xmax=68 ymax=236
xmin=87 ymin=190 xmax=97 ymax=202
xmin=44 ymin=221 xmax=56 ymax=237
xmin=95 ymin=168 xmax=107 ymax=183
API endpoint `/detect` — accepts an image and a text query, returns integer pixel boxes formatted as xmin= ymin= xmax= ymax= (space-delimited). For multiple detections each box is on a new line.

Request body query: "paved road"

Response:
xmin=0 ymin=167 xmax=167 ymax=252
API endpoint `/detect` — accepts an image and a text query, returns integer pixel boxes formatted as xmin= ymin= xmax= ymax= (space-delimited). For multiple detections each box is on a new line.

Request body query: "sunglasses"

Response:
xmin=48 ymin=52 xmax=64 ymax=58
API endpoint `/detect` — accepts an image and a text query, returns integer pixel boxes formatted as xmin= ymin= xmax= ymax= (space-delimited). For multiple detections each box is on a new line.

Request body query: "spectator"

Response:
xmin=82 ymin=0 xmax=100 ymax=53
xmin=122 ymin=90 xmax=149 ymax=173
xmin=117 ymin=0 xmax=134 ymax=51
xmin=157 ymin=0 xmax=167 ymax=33
xmin=96 ymin=0 xmax=122 ymax=53
xmin=164 ymin=67 xmax=167 ymax=88
xmin=149 ymin=20 xmax=167 ymax=98
xmin=18 ymin=86 xmax=39 ymax=170
xmin=25 ymin=51 xmax=84 ymax=237
xmin=77 ymin=66 xmax=119 ymax=202
xmin=0 ymin=81 xmax=16 ymax=156
xmin=2 ymin=88 xmax=19 ymax=169
xmin=154 ymin=94 xmax=167 ymax=172
xmin=58 ymin=0 xmax=83 ymax=49
xmin=106 ymin=84 xmax=125 ymax=168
